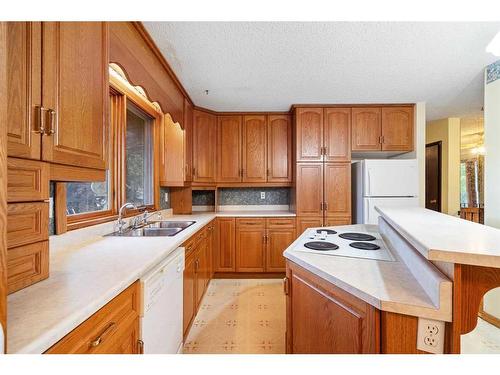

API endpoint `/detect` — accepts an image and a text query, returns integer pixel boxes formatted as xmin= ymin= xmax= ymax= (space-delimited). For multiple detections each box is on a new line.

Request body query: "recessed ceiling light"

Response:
xmin=486 ymin=31 xmax=500 ymax=56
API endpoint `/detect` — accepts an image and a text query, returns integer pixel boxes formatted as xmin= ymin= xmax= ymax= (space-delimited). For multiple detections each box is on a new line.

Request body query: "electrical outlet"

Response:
xmin=260 ymin=192 xmax=265 ymax=200
xmin=164 ymin=192 xmax=169 ymax=203
xmin=417 ymin=318 xmax=445 ymax=354
xmin=49 ymin=197 xmax=54 ymax=219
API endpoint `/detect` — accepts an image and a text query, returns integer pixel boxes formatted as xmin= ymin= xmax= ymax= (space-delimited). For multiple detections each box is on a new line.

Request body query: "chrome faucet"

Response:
xmin=117 ymin=203 xmax=137 ymax=234
xmin=131 ymin=210 xmax=163 ymax=229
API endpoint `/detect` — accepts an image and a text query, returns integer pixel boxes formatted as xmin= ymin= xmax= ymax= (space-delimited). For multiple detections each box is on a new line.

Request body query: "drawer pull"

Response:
xmin=90 ymin=322 xmax=116 ymax=348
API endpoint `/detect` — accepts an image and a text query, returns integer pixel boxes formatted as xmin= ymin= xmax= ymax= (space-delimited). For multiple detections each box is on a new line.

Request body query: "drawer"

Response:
xmin=236 ymin=218 xmax=265 ymax=229
xmin=7 ymin=202 xmax=49 ymax=249
xmin=45 ymin=281 xmax=141 ymax=354
xmin=183 ymin=238 xmax=196 ymax=259
xmin=7 ymin=240 xmax=49 ymax=294
xmin=7 ymin=157 xmax=49 ymax=202
xmin=266 ymin=217 xmax=296 ymax=229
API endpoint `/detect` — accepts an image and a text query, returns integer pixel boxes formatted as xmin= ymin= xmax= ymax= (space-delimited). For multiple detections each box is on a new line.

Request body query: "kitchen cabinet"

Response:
xmin=285 ymin=261 xmax=380 ymax=354
xmin=217 ymin=115 xmax=242 ymax=182
xmin=183 ymin=241 xmax=197 ymax=338
xmin=160 ymin=114 xmax=185 ymax=186
xmin=295 ymin=108 xmax=324 ymax=162
xmin=325 ymin=217 xmax=351 ymax=226
xmin=296 ymin=217 xmax=324 ymax=234
xmin=242 ymin=115 xmax=267 ymax=183
xmin=207 ymin=220 xmax=217 ymax=279
xmin=324 ymin=163 xmax=351 ymax=219
xmin=235 ymin=218 xmax=266 ymax=272
xmin=381 ymin=107 xmax=414 ymax=151
xmin=183 ymin=99 xmax=194 ymax=182
xmin=6 ymin=22 xmax=108 ymax=171
xmin=215 ymin=217 xmax=236 ymax=272
xmin=324 ymin=108 xmax=351 ymax=161
xmin=296 ymin=163 xmax=324 ymax=217
xmin=193 ymin=109 xmax=217 ymax=184
xmin=266 ymin=218 xmax=296 ymax=272
xmin=267 ymin=115 xmax=292 ymax=182
xmin=45 ymin=282 xmax=141 ymax=354
xmin=195 ymin=238 xmax=208 ymax=307
xmin=352 ymin=106 xmax=414 ymax=151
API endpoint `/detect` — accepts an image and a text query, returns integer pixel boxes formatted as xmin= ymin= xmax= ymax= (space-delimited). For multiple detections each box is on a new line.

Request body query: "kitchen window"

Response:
xmin=64 ymin=67 xmax=160 ymax=231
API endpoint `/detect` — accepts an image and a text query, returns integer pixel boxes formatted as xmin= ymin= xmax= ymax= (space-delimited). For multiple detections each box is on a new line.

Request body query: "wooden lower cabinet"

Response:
xmin=45 ymin=282 xmax=141 ymax=354
xmin=325 ymin=217 xmax=351 ymax=226
xmin=286 ymin=261 xmax=380 ymax=354
xmin=215 ymin=217 xmax=236 ymax=272
xmin=235 ymin=218 xmax=266 ymax=272
xmin=296 ymin=217 xmax=323 ymax=234
xmin=266 ymin=227 xmax=295 ymax=272
xmin=183 ymin=244 xmax=197 ymax=338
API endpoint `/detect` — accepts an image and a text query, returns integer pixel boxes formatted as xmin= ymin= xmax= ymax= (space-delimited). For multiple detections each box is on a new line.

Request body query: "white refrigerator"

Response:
xmin=352 ymin=159 xmax=420 ymax=225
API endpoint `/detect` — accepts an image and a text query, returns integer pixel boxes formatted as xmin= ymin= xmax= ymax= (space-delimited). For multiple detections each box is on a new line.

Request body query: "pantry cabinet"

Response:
xmin=267 ymin=115 xmax=293 ymax=182
xmin=235 ymin=218 xmax=266 ymax=272
xmin=6 ymin=22 xmax=108 ymax=171
xmin=296 ymin=163 xmax=324 ymax=217
xmin=285 ymin=261 xmax=380 ymax=354
xmin=193 ymin=109 xmax=217 ymax=184
xmin=242 ymin=115 xmax=267 ymax=183
xmin=324 ymin=163 xmax=351 ymax=218
xmin=217 ymin=115 xmax=242 ymax=182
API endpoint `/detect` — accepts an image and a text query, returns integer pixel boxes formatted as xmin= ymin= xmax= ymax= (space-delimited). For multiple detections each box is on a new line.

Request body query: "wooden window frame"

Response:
xmin=65 ymin=74 xmax=162 ymax=231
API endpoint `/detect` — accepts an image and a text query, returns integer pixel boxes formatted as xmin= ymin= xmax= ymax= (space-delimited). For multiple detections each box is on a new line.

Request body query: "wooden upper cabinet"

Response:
xmin=381 ymin=107 xmax=414 ymax=151
xmin=295 ymin=108 xmax=323 ymax=162
xmin=324 ymin=108 xmax=351 ymax=161
xmin=6 ymin=22 xmax=42 ymax=160
xmin=235 ymin=219 xmax=266 ymax=272
xmin=217 ymin=115 xmax=242 ymax=182
xmin=193 ymin=109 xmax=217 ymax=184
xmin=267 ymin=115 xmax=292 ymax=182
xmin=351 ymin=107 xmax=382 ymax=151
xmin=295 ymin=163 xmax=323 ymax=217
xmin=41 ymin=22 xmax=108 ymax=170
xmin=242 ymin=115 xmax=267 ymax=183
xmin=183 ymin=99 xmax=194 ymax=182
xmin=160 ymin=115 xmax=185 ymax=186
xmin=324 ymin=163 xmax=351 ymax=218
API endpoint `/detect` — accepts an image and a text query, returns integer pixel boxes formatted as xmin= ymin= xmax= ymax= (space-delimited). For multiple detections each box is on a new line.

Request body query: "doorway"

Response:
xmin=426 ymin=141 xmax=442 ymax=212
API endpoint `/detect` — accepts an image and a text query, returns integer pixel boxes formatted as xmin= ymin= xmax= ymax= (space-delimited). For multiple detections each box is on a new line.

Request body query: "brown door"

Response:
xmin=42 ymin=22 xmax=108 ymax=170
xmin=266 ymin=228 xmax=295 ymax=272
xmin=324 ymin=163 xmax=351 ymax=219
xmin=267 ymin=114 xmax=292 ymax=182
xmin=351 ymin=107 xmax=381 ymax=151
xmin=425 ymin=142 xmax=441 ymax=212
xmin=381 ymin=107 xmax=414 ymax=151
xmin=6 ymin=22 xmax=42 ymax=160
xmin=324 ymin=108 xmax=351 ymax=161
xmin=183 ymin=250 xmax=196 ymax=337
xmin=215 ymin=217 xmax=235 ymax=272
xmin=235 ymin=218 xmax=266 ymax=272
xmin=1 ymin=21 xmax=8 ymax=350
xmin=161 ymin=115 xmax=184 ymax=186
xmin=217 ymin=115 xmax=242 ymax=182
xmin=296 ymin=163 xmax=324 ymax=217
xmin=242 ymin=115 xmax=267 ymax=183
xmin=296 ymin=217 xmax=324 ymax=234
xmin=183 ymin=99 xmax=193 ymax=182
xmin=193 ymin=110 xmax=217 ymax=183
xmin=295 ymin=108 xmax=324 ymax=162
xmin=195 ymin=242 xmax=207 ymax=306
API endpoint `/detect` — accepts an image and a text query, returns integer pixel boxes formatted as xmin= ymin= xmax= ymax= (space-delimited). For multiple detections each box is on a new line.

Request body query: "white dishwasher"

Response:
xmin=141 ymin=247 xmax=184 ymax=354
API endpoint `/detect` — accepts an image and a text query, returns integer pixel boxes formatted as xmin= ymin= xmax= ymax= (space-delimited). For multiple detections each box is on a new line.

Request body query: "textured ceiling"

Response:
xmin=144 ymin=22 xmax=500 ymax=120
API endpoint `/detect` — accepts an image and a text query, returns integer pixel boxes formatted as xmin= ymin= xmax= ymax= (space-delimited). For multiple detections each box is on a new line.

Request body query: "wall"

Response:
xmin=483 ymin=60 xmax=500 ymax=320
xmin=426 ymin=117 xmax=461 ymax=216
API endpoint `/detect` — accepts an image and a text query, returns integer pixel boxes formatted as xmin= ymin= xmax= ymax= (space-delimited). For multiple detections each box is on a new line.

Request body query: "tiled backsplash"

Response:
xmin=193 ymin=190 xmax=216 ymax=206
xmin=217 ymin=187 xmax=290 ymax=206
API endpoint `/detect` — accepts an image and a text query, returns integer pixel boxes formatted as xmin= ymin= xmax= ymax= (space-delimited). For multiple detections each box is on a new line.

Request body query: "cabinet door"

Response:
xmin=217 ymin=115 xmax=242 ymax=182
xmin=296 ymin=217 xmax=324 ymax=234
xmin=193 ymin=110 xmax=217 ymax=183
xmin=242 ymin=115 xmax=267 ymax=183
xmin=286 ymin=262 xmax=380 ymax=354
xmin=42 ymin=22 xmax=108 ymax=170
xmin=324 ymin=163 xmax=351 ymax=218
xmin=266 ymin=228 xmax=295 ymax=272
xmin=195 ymin=244 xmax=207 ymax=306
xmin=183 ymin=251 xmax=196 ymax=337
xmin=381 ymin=107 xmax=414 ymax=151
xmin=183 ymin=99 xmax=193 ymax=182
xmin=324 ymin=108 xmax=351 ymax=161
xmin=295 ymin=163 xmax=323 ymax=217
xmin=295 ymin=108 xmax=323 ymax=162
xmin=235 ymin=219 xmax=266 ymax=272
xmin=325 ymin=217 xmax=351 ymax=226
xmin=351 ymin=108 xmax=381 ymax=151
xmin=6 ymin=22 xmax=42 ymax=160
xmin=267 ymin=115 xmax=292 ymax=182
xmin=215 ymin=217 xmax=235 ymax=272
xmin=160 ymin=114 xmax=184 ymax=186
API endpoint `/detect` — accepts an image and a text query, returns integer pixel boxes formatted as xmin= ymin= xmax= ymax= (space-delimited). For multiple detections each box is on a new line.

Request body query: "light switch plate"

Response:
xmin=417 ymin=318 xmax=445 ymax=354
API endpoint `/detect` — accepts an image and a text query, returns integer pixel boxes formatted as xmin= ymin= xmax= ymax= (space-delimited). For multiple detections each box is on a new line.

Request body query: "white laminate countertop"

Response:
xmin=284 ymin=223 xmax=452 ymax=322
xmin=215 ymin=210 xmax=296 ymax=217
xmin=376 ymin=206 xmax=500 ymax=268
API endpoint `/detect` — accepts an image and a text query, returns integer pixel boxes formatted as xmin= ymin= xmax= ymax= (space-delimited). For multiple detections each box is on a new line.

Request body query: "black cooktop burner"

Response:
xmin=316 ymin=229 xmax=337 ymax=235
xmin=349 ymin=242 xmax=380 ymax=250
xmin=304 ymin=241 xmax=339 ymax=251
xmin=339 ymin=232 xmax=376 ymax=241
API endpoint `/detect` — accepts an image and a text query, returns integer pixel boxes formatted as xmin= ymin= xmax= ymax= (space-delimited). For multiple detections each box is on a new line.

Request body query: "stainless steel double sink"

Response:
xmin=106 ymin=220 xmax=196 ymax=237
